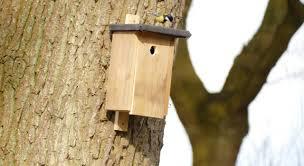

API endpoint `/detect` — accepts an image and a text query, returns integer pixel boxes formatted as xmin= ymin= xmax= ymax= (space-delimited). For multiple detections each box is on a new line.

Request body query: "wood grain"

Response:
xmin=106 ymin=15 xmax=140 ymax=111
xmin=131 ymin=32 xmax=175 ymax=118
xmin=107 ymin=14 xmax=140 ymax=131
xmin=106 ymin=32 xmax=138 ymax=111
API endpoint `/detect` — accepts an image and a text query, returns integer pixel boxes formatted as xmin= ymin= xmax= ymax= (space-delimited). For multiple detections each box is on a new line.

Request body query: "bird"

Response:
xmin=155 ymin=14 xmax=174 ymax=23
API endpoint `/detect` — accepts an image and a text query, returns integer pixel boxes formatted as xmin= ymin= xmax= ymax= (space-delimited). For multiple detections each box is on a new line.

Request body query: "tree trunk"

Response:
xmin=0 ymin=0 xmax=186 ymax=165
xmin=191 ymin=107 xmax=248 ymax=166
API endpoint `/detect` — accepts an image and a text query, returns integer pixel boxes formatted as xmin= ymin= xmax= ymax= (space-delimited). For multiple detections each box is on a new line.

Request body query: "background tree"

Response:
xmin=0 ymin=0 xmax=187 ymax=165
xmin=172 ymin=0 xmax=304 ymax=165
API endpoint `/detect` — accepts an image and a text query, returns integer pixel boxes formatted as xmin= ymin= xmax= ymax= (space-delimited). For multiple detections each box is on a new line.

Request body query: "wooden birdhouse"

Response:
xmin=106 ymin=14 xmax=191 ymax=131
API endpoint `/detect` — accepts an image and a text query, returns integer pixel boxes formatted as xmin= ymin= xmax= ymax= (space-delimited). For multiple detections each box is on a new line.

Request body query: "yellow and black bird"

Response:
xmin=155 ymin=14 xmax=174 ymax=23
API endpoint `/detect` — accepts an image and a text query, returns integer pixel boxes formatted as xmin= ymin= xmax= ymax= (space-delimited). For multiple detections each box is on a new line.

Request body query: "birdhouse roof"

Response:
xmin=110 ymin=24 xmax=191 ymax=38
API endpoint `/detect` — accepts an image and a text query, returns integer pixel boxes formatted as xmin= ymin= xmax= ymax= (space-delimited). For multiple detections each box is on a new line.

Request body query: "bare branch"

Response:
xmin=222 ymin=0 xmax=304 ymax=111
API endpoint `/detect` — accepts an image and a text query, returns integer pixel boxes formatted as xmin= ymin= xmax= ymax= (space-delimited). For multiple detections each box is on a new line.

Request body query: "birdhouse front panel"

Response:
xmin=130 ymin=32 xmax=175 ymax=118
xmin=106 ymin=32 xmax=138 ymax=112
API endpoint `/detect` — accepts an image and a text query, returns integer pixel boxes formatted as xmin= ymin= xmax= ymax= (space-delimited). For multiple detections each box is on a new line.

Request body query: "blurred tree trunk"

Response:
xmin=0 ymin=0 xmax=186 ymax=165
xmin=172 ymin=0 xmax=304 ymax=165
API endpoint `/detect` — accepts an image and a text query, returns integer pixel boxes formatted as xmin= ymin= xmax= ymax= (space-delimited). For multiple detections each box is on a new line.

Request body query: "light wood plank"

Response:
xmin=106 ymin=32 xmax=138 ymax=111
xmin=131 ymin=32 xmax=175 ymax=118
xmin=114 ymin=112 xmax=129 ymax=131
xmin=107 ymin=14 xmax=140 ymax=131
xmin=106 ymin=14 xmax=140 ymax=111
xmin=125 ymin=14 xmax=140 ymax=24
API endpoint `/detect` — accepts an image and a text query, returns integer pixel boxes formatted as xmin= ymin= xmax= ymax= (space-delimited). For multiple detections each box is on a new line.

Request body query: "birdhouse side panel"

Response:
xmin=106 ymin=32 xmax=138 ymax=112
xmin=131 ymin=33 xmax=175 ymax=118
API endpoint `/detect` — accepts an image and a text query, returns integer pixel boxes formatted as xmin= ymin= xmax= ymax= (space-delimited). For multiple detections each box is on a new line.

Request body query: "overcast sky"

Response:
xmin=160 ymin=0 xmax=304 ymax=165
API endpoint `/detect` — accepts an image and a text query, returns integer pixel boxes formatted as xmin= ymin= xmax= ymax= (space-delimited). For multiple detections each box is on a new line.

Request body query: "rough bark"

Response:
xmin=0 ymin=0 xmax=186 ymax=165
xmin=171 ymin=0 xmax=304 ymax=165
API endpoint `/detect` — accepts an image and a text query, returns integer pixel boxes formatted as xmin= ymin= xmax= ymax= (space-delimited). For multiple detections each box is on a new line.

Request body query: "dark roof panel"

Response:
xmin=110 ymin=24 xmax=191 ymax=38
